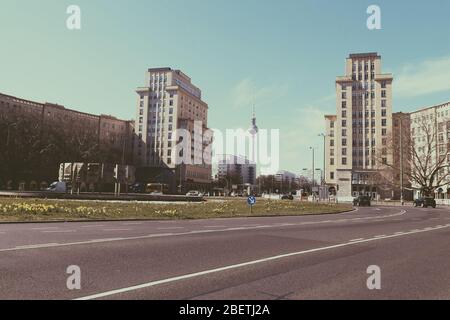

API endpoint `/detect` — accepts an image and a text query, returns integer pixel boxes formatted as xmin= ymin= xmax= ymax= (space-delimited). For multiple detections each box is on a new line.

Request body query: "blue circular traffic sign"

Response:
xmin=247 ymin=196 xmax=256 ymax=206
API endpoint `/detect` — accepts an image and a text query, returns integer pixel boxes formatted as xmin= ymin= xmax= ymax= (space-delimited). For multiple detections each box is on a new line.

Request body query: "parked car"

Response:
xmin=353 ymin=195 xmax=371 ymax=207
xmin=414 ymin=197 xmax=436 ymax=208
xmin=186 ymin=190 xmax=202 ymax=197
xmin=46 ymin=181 xmax=67 ymax=193
xmin=130 ymin=182 xmax=146 ymax=193
xmin=281 ymin=194 xmax=294 ymax=200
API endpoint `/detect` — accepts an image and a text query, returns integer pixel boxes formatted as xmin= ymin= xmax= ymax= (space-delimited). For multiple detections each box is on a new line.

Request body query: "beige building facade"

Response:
xmin=134 ymin=68 xmax=212 ymax=192
xmin=325 ymin=53 xmax=394 ymax=201
xmin=410 ymin=101 xmax=450 ymax=199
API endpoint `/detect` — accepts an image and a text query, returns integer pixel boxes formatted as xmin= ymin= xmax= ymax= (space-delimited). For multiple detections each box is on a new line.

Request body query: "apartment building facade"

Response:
xmin=134 ymin=68 xmax=212 ymax=193
xmin=0 ymin=92 xmax=134 ymax=188
xmin=325 ymin=53 xmax=394 ymax=200
xmin=410 ymin=101 xmax=450 ymax=199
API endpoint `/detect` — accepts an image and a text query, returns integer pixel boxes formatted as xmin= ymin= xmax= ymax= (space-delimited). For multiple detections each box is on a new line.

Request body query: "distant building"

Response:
xmin=275 ymin=170 xmax=299 ymax=185
xmin=217 ymin=155 xmax=256 ymax=186
xmin=134 ymin=68 xmax=212 ymax=192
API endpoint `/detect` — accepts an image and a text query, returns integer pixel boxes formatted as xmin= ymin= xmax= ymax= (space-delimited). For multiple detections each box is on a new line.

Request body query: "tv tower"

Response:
xmin=248 ymin=105 xmax=258 ymax=163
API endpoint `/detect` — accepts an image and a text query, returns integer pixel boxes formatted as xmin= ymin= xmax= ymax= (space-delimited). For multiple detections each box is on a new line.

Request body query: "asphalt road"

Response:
xmin=1 ymin=205 xmax=450 ymax=300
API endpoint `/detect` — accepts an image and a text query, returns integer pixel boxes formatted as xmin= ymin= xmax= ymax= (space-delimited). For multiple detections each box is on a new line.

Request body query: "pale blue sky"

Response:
xmin=1 ymin=0 xmax=450 ymax=174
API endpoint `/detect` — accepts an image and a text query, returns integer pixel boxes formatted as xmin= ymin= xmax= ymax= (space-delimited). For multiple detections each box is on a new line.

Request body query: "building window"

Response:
xmin=381 ymin=119 xmax=387 ymax=127
xmin=330 ymin=158 xmax=335 ymax=165
xmin=381 ymin=90 xmax=386 ymax=98
xmin=330 ymin=172 xmax=335 ymax=180
xmin=342 ymin=129 xmax=347 ymax=137
xmin=342 ymin=101 xmax=347 ymax=109
xmin=342 ymin=139 xmax=347 ymax=146
xmin=342 ymin=158 xmax=347 ymax=165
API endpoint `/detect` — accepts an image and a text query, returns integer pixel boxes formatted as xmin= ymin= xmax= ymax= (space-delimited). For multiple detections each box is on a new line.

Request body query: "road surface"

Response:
xmin=1 ymin=206 xmax=450 ymax=300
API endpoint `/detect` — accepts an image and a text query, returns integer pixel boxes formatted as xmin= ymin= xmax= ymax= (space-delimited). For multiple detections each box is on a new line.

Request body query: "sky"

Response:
xmin=1 ymin=0 xmax=450 ymax=175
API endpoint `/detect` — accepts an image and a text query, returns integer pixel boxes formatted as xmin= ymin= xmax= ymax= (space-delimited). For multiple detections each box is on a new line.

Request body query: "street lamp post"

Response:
xmin=318 ymin=133 xmax=329 ymax=186
xmin=400 ymin=118 xmax=404 ymax=205
xmin=310 ymin=147 xmax=316 ymax=201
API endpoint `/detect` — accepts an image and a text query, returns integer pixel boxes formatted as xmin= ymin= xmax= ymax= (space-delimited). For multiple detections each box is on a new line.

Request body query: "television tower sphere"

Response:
xmin=248 ymin=107 xmax=258 ymax=136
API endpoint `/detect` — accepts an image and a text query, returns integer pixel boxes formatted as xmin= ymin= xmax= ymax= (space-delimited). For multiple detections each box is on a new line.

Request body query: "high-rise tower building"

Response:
xmin=134 ymin=68 xmax=212 ymax=192
xmin=324 ymin=53 xmax=394 ymax=200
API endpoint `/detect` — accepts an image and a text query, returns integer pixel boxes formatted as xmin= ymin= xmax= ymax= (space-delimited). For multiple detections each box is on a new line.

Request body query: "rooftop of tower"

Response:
xmin=348 ymin=52 xmax=380 ymax=59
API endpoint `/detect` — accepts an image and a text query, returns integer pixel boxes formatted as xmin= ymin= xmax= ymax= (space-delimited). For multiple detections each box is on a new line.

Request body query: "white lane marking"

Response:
xmin=0 ymin=209 xmax=408 ymax=253
xmin=42 ymin=230 xmax=76 ymax=233
xmin=203 ymin=226 xmax=226 ymax=228
xmin=157 ymin=227 xmax=184 ymax=230
xmin=190 ymin=230 xmax=216 ymax=234
xmin=349 ymin=238 xmax=364 ymax=242
xmin=374 ymin=235 xmax=387 ymax=238
xmin=74 ymin=223 xmax=449 ymax=301
xmin=103 ymin=229 xmax=132 ymax=232
xmin=31 ymin=227 xmax=59 ymax=230
xmin=89 ymin=238 xmax=124 ymax=243
xmin=14 ymin=243 xmax=59 ymax=250
xmin=80 ymin=225 xmax=106 ymax=228
xmin=123 ymin=222 xmax=143 ymax=226
xmin=394 ymin=232 xmax=405 ymax=235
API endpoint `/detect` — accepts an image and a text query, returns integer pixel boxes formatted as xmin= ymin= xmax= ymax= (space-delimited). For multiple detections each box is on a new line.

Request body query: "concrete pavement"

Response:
xmin=1 ymin=206 xmax=450 ymax=299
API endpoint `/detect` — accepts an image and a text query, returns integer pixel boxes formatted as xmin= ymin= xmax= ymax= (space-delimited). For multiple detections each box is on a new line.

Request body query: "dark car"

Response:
xmin=414 ymin=197 xmax=436 ymax=208
xmin=130 ymin=182 xmax=146 ymax=193
xmin=281 ymin=194 xmax=294 ymax=200
xmin=353 ymin=195 xmax=371 ymax=207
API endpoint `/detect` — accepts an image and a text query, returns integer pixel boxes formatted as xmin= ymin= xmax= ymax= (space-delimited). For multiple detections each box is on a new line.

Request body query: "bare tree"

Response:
xmin=378 ymin=115 xmax=449 ymax=197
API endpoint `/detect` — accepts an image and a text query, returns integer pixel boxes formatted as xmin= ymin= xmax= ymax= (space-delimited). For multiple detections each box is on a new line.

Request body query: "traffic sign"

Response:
xmin=247 ymin=196 xmax=256 ymax=206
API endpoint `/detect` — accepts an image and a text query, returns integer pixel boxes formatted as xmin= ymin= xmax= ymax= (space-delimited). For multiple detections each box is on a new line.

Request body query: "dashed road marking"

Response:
xmin=80 ymin=225 xmax=106 ymax=228
xmin=42 ymin=230 xmax=76 ymax=233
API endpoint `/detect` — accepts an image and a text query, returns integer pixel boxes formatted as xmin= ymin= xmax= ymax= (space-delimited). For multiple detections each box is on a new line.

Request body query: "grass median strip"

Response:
xmin=0 ymin=198 xmax=352 ymax=223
